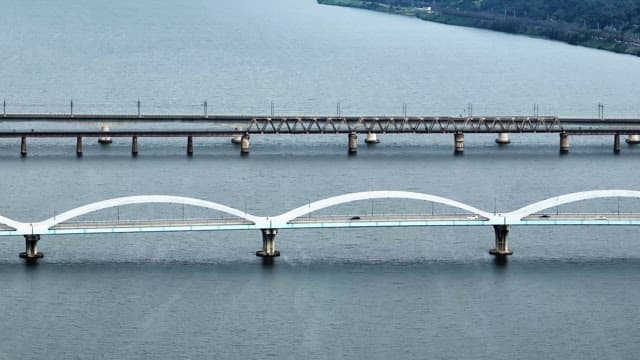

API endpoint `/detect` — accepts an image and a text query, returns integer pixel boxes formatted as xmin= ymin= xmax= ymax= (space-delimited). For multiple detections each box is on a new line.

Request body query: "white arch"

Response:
xmin=0 ymin=214 xmax=22 ymax=231
xmin=271 ymin=191 xmax=493 ymax=225
xmin=32 ymin=195 xmax=266 ymax=233
xmin=506 ymin=190 xmax=640 ymax=221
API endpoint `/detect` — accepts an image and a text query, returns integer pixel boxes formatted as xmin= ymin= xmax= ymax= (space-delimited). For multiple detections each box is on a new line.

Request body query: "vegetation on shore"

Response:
xmin=318 ymin=0 xmax=640 ymax=57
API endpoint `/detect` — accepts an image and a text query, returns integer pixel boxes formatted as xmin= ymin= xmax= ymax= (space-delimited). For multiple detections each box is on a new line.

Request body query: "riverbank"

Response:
xmin=318 ymin=0 xmax=640 ymax=57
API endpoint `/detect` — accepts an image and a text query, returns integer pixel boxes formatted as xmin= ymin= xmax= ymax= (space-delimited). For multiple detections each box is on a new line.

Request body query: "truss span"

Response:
xmin=270 ymin=191 xmax=494 ymax=225
xmin=506 ymin=190 xmax=640 ymax=221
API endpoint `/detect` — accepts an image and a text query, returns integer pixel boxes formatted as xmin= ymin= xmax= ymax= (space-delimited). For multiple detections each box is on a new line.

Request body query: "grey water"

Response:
xmin=1 ymin=0 xmax=640 ymax=359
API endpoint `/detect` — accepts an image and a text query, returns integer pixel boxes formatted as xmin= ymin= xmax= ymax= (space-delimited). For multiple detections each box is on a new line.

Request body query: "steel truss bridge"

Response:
xmin=2 ymin=190 xmax=640 ymax=261
xmin=3 ymin=114 xmax=640 ymax=134
xmin=4 ymin=113 xmax=640 ymax=156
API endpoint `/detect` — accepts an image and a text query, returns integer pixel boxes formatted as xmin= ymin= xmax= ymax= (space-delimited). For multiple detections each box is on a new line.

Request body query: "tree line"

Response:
xmin=321 ymin=0 xmax=640 ymax=56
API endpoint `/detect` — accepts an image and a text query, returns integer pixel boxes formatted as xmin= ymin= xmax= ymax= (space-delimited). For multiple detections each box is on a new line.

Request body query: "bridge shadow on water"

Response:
xmin=492 ymin=255 xmax=509 ymax=269
xmin=260 ymin=256 xmax=276 ymax=269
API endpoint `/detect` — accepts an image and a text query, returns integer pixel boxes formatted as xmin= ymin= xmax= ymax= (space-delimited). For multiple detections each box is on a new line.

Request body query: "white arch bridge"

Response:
xmin=2 ymin=190 xmax=640 ymax=261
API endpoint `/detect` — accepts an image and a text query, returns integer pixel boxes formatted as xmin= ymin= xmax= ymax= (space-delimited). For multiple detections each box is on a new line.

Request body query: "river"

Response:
xmin=0 ymin=0 xmax=639 ymax=359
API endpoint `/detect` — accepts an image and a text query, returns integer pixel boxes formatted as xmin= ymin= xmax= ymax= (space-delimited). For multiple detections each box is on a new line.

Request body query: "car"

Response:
xmin=350 ymin=216 xmax=361 ymax=220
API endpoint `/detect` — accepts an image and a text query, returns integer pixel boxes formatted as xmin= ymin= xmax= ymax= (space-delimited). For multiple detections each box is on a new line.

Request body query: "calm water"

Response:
xmin=1 ymin=0 xmax=640 ymax=359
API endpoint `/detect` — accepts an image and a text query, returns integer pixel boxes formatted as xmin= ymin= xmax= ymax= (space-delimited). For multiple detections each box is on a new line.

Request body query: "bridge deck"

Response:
xmin=3 ymin=212 xmax=640 ymax=237
xmin=2 ymin=114 xmax=640 ymax=135
xmin=520 ymin=213 xmax=640 ymax=225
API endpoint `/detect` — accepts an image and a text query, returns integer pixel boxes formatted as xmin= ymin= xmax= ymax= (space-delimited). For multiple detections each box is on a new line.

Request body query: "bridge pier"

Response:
xmin=240 ymin=133 xmax=250 ymax=155
xmin=614 ymin=133 xmax=621 ymax=154
xmin=19 ymin=235 xmax=44 ymax=260
xmin=348 ymin=132 xmax=358 ymax=155
xmin=20 ymin=136 xmax=27 ymax=157
xmin=256 ymin=229 xmax=280 ymax=257
xmin=187 ymin=136 xmax=194 ymax=156
xmin=131 ymin=136 xmax=138 ymax=156
xmin=365 ymin=132 xmax=379 ymax=144
xmin=489 ymin=225 xmax=512 ymax=258
xmin=454 ymin=132 xmax=464 ymax=155
xmin=559 ymin=132 xmax=570 ymax=154
xmin=495 ymin=132 xmax=510 ymax=145
xmin=76 ymin=136 xmax=83 ymax=157
xmin=626 ymin=134 xmax=640 ymax=145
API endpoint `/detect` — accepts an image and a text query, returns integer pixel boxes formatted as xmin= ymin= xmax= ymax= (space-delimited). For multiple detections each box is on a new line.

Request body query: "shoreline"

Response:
xmin=318 ymin=0 xmax=640 ymax=58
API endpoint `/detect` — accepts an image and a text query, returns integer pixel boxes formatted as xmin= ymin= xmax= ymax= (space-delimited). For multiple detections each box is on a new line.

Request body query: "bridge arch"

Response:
xmin=0 ymin=214 xmax=22 ymax=231
xmin=271 ymin=191 xmax=493 ymax=225
xmin=32 ymin=195 xmax=265 ymax=233
xmin=506 ymin=190 xmax=640 ymax=221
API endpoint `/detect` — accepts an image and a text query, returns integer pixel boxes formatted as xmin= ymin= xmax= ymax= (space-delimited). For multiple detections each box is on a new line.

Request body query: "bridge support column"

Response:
xmin=20 ymin=136 xmax=27 ymax=157
xmin=131 ymin=136 xmax=138 ymax=156
xmin=626 ymin=134 xmax=640 ymax=145
xmin=256 ymin=229 xmax=280 ymax=257
xmin=348 ymin=132 xmax=358 ymax=155
xmin=19 ymin=235 xmax=44 ymax=260
xmin=365 ymin=132 xmax=379 ymax=144
xmin=187 ymin=136 xmax=194 ymax=156
xmin=559 ymin=132 xmax=570 ymax=154
xmin=495 ymin=132 xmax=510 ymax=145
xmin=614 ymin=133 xmax=621 ymax=154
xmin=454 ymin=132 xmax=464 ymax=155
xmin=76 ymin=136 xmax=83 ymax=157
xmin=489 ymin=225 xmax=512 ymax=258
xmin=240 ymin=133 xmax=250 ymax=155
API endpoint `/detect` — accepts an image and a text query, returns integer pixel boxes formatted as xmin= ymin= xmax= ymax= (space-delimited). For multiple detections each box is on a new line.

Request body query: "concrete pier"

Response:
xmin=131 ymin=136 xmax=138 ymax=156
xmin=256 ymin=229 xmax=280 ymax=257
xmin=348 ymin=132 xmax=358 ymax=154
xmin=365 ymin=132 xmax=379 ymax=144
xmin=626 ymin=134 xmax=640 ymax=145
xmin=20 ymin=136 xmax=27 ymax=157
xmin=489 ymin=225 xmax=512 ymax=258
xmin=559 ymin=132 xmax=570 ymax=154
xmin=231 ymin=135 xmax=242 ymax=144
xmin=454 ymin=132 xmax=464 ymax=155
xmin=19 ymin=234 xmax=44 ymax=260
xmin=76 ymin=136 xmax=83 ymax=157
xmin=187 ymin=136 xmax=193 ymax=156
xmin=495 ymin=132 xmax=511 ymax=145
xmin=98 ymin=125 xmax=112 ymax=144
xmin=240 ymin=133 xmax=250 ymax=155
xmin=614 ymin=133 xmax=621 ymax=154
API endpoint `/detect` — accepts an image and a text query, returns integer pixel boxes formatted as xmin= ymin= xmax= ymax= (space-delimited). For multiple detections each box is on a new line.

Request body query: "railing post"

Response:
xmin=137 ymin=99 xmax=141 ymax=117
xmin=70 ymin=99 xmax=74 ymax=117
xmin=203 ymin=100 xmax=207 ymax=118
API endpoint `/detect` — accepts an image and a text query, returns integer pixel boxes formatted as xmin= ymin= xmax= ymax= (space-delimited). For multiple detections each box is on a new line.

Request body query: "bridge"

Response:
xmin=1 ymin=190 xmax=639 ymax=262
xmin=3 ymin=113 xmax=640 ymax=155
